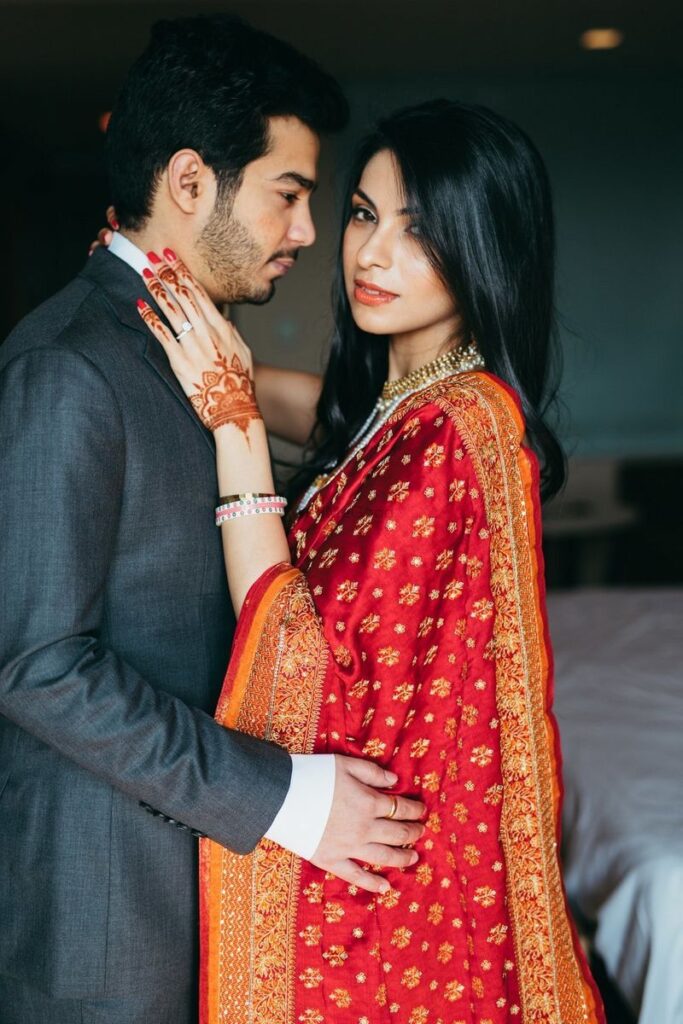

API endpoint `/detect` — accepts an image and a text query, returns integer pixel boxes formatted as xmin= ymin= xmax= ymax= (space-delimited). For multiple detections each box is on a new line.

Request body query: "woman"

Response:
xmin=135 ymin=101 xmax=604 ymax=1024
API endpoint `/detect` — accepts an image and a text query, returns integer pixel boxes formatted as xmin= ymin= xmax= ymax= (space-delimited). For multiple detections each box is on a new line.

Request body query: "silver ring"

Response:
xmin=175 ymin=321 xmax=194 ymax=343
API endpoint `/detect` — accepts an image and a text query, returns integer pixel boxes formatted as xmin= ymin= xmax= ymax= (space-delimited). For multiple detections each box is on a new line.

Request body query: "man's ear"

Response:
xmin=165 ymin=149 xmax=215 ymax=214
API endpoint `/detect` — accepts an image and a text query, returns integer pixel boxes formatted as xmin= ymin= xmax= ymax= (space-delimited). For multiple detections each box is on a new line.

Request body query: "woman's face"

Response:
xmin=343 ymin=149 xmax=459 ymax=347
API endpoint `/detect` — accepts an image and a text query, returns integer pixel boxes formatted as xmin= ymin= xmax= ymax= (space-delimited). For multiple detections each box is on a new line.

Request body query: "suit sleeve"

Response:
xmin=0 ymin=346 xmax=291 ymax=854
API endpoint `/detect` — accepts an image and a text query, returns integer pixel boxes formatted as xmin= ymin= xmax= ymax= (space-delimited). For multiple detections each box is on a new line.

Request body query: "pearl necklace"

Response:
xmin=296 ymin=342 xmax=485 ymax=512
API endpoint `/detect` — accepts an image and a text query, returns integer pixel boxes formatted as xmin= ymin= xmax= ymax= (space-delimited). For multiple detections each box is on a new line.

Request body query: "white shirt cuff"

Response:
xmin=264 ymin=753 xmax=336 ymax=860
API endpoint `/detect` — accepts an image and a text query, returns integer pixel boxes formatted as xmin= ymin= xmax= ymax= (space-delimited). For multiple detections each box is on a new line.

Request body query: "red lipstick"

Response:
xmin=353 ymin=278 xmax=399 ymax=306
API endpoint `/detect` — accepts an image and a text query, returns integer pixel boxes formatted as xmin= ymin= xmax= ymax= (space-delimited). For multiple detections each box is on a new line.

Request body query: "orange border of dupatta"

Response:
xmin=429 ymin=372 xmax=603 ymax=1024
xmin=199 ymin=563 xmax=328 ymax=1024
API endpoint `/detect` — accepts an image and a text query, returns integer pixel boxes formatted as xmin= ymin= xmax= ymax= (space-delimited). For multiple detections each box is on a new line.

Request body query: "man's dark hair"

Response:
xmin=106 ymin=14 xmax=349 ymax=229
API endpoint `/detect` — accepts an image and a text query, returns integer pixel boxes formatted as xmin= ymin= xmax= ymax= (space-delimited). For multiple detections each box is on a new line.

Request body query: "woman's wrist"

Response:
xmin=213 ymin=414 xmax=267 ymax=448
xmin=214 ymin=417 xmax=275 ymax=495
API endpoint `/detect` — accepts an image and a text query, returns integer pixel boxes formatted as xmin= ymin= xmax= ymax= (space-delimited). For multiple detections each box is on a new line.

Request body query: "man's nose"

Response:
xmin=287 ymin=206 xmax=316 ymax=248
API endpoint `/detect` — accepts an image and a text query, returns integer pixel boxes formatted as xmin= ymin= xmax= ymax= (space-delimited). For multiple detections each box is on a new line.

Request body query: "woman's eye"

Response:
xmin=407 ymin=222 xmax=421 ymax=237
xmin=281 ymin=193 xmax=299 ymax=205
xmin=350 ymin=205 xmax=376 ymax=223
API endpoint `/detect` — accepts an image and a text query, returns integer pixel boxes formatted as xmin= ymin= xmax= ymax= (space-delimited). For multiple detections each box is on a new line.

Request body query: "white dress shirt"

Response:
xmin=108 ymin=232 xmax=336 ymax=859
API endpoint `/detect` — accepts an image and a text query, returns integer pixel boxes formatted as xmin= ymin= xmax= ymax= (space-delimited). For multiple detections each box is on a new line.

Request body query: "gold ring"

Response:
xmin=384 ymin=795 xmax=399 ymax=820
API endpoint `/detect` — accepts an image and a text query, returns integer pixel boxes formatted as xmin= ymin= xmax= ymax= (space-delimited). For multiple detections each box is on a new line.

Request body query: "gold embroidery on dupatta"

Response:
xmin=394 ymin=373 xmax=593 ymax=1023
xmin=215 ymin=574 xmax=328 ymax=1024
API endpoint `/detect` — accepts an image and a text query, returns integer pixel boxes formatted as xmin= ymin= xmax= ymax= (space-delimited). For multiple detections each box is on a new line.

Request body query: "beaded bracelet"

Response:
xmin=215 ymin=496 xmax=287 ymax=514
xmin=215 ymin=493 xmax=287 ymax=526
xmin=216 ymin=505 xmax=287 ymax=525
xmin=216 ymin=500 xmax=286 ymax=515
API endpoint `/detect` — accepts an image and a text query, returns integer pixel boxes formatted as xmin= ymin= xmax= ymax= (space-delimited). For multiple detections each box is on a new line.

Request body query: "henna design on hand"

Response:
xmin=138 ymin=300 xmax=165 ymax=333
xmin=143 ymin=269 xmax=180 ymax=316
xmin=157 ymin=265 xmax=202 ymax=319
xmin=174 ymin=258 xmax=210 ymax=300
xmin=189 ymin=349 xmax=262 ymax=435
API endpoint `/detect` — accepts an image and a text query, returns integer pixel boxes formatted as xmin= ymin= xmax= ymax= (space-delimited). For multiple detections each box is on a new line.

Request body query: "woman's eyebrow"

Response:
xmin=353 ymin=187 xmax=376 ymax=209
xmin=354 ymin=188 xmax=417 ymax=218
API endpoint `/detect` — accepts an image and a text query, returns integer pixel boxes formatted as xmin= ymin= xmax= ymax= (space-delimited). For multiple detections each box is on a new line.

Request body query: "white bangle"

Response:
xmin=215 ymin=494 xmax=287 ymax=526
xmin=215 ymin=506 xmax=286 ymax=524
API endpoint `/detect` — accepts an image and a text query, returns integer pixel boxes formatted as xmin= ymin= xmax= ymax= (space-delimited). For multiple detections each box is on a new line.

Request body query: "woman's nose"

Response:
xmin=356 ymin=229 xmax=392 ymax=270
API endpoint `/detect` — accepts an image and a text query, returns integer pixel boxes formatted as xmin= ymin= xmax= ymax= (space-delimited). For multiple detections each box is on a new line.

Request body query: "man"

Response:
xmin=0 ymin=16 xmax=424 ymax=1023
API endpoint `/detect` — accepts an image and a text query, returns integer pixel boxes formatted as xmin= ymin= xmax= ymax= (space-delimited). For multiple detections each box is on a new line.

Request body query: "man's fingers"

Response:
xmin=361 ymin=844 xmax=419 ymax=869
xmin=325 ymin=860 xmax=390 ymax=895
xmin=371 ymin=819 xmax=425 ymax=847
xmin=375 ymin=792 xmax=426 ymax=823
xmin=337 ymin=754 xmax=397 ymax=789
xmin=314 ymin=757 xmax=428 ymax=888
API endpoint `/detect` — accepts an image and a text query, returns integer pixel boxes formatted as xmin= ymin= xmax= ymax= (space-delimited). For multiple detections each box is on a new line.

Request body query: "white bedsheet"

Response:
xmin=548 ymin=588 xmax=683 ymax=1024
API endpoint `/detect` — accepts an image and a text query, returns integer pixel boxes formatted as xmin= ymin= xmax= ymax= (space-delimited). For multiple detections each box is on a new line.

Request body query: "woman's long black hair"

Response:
xmin=290 ymin=99 xmax=565 ymax=503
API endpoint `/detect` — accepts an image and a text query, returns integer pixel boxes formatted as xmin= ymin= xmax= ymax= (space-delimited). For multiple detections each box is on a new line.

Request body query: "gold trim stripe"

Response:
xmin=436 ymin=374 xmax=596 ymax=1023
xmin=202 ymin=570 xmax=328 ymax=1024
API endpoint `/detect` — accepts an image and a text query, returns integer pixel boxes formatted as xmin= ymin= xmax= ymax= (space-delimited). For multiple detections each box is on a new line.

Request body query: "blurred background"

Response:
xmin=1 ymin=0 xmax=682 ymax=587
xmin=1 ymin=3 xmax=682 ymax=1021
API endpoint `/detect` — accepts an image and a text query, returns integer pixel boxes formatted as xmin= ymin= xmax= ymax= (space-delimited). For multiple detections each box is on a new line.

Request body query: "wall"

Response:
xmin=235 ymin=69 xmax=683 ymax=459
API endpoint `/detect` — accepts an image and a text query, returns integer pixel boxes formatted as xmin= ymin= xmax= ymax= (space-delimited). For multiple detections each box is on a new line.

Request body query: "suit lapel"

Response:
xmin=141 ymin=332 xmax=215 ymax=454
xmin=79 ymin=249 xmax=215 ymax=454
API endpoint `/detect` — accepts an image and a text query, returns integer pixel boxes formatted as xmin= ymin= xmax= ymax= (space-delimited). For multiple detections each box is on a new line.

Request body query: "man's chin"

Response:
xmin=242 ymin=282 xmax=276 ymax=306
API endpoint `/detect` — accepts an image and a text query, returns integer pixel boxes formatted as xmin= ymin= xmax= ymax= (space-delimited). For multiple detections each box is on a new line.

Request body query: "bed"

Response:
xmin=548 ymin=588 xmax=683 ymax=1024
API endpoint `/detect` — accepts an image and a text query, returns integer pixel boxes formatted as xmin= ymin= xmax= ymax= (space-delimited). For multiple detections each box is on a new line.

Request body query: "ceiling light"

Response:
xmin=580 ymin=28 xmax=624 ymax=51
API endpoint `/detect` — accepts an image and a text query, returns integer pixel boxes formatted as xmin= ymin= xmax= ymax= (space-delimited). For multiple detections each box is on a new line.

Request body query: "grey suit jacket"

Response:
xmin=0 ymin=249 xmax=291 ymax=998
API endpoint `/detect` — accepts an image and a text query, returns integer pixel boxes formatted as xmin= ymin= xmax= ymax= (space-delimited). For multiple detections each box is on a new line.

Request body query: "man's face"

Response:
xmin=197 ymin=116 xmax=319 ymax=305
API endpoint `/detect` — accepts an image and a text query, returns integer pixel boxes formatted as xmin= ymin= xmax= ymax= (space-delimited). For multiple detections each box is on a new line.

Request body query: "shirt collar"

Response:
xmin=108 ymin=231 xmax=151 ymax=277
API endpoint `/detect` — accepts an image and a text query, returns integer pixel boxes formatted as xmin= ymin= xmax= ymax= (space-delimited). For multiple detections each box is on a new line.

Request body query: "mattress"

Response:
xmin=548 ymin=588 xmax=683 ymax=1023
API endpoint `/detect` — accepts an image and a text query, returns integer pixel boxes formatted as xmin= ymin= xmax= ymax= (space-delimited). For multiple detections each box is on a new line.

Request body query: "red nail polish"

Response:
xmin=136 ymin=298 xmax=147 ymax=309
xmin=142 ymin=268 xmax=154 ymax=279
xmin=163 ymin=247 xmax=177 ymax=262
xmin=147 ymin=251 xmax=161 ymax=264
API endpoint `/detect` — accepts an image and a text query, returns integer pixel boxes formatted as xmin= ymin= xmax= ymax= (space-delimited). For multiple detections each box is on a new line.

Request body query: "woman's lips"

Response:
xmin=353 ymin=278 xmax=399 ymax=306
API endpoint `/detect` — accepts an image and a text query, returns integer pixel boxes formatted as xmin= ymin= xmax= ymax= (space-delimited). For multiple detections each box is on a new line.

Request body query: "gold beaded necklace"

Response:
xmin=297 ymin=340 xmax=485 ymax=512
xmin=378 ymin=340 xmax=484 ymax=411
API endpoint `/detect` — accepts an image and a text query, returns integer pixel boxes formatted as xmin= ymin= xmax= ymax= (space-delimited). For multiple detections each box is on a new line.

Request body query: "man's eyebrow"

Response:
xmin=273 ymin=171 xmax=317 ymax=192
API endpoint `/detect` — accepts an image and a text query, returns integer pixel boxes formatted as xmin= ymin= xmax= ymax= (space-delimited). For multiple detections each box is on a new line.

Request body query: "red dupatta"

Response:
xmin=200 ymin=371 xmax=604 ymax=1024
